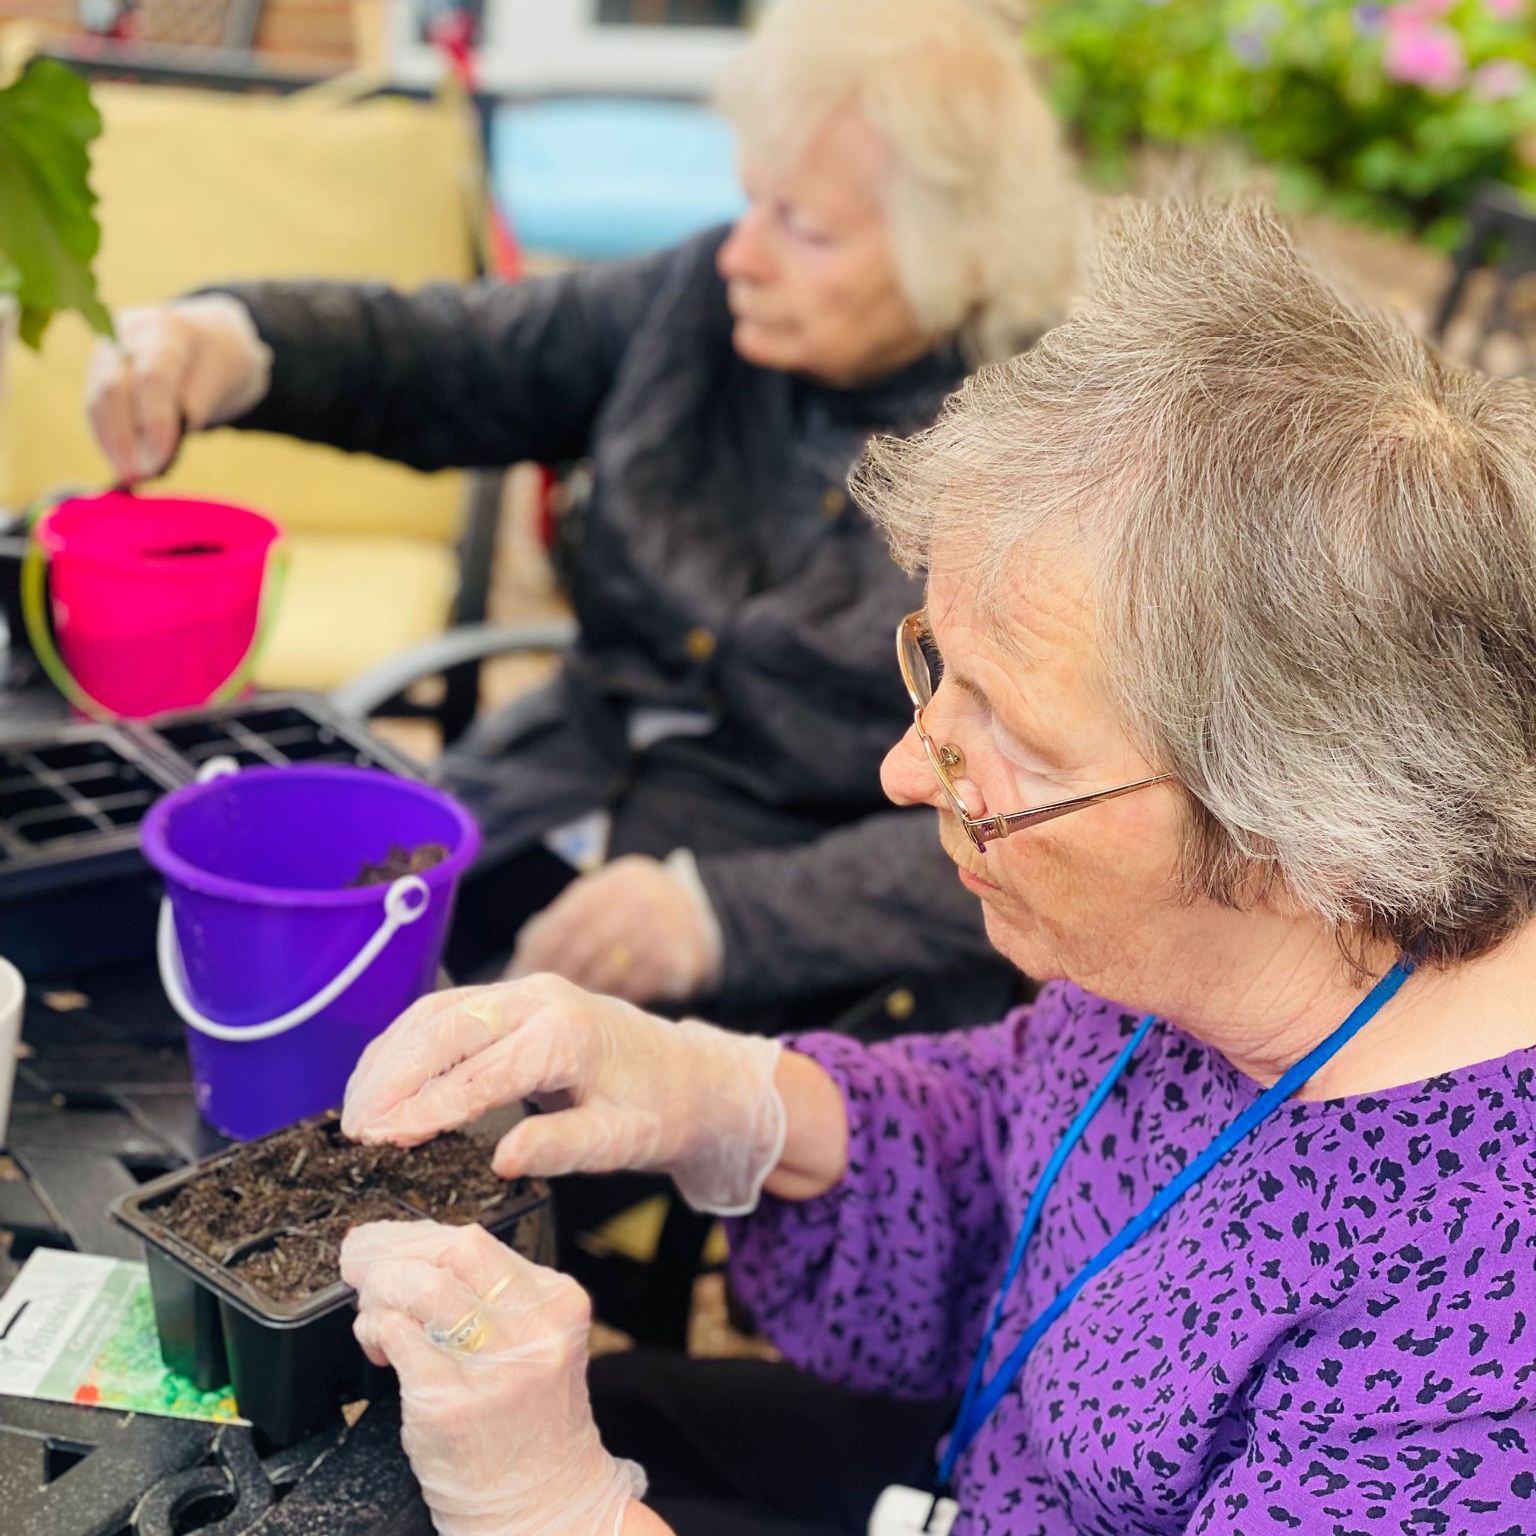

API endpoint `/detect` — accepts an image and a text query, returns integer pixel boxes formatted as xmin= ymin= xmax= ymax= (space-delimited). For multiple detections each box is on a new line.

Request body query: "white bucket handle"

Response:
xmin=156 ymin=757 xmax=432 ymax=1043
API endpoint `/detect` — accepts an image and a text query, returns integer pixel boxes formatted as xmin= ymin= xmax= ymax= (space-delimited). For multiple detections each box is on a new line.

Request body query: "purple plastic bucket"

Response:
xmin=141 ymin=765 xmax=481 ymax=1140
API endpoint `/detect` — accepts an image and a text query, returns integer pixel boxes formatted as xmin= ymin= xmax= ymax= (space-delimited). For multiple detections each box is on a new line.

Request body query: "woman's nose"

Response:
xmin=881 ymin=726 xmax=943 ymax=810
xmin=718 ymin=205 xmax=774 ymax=284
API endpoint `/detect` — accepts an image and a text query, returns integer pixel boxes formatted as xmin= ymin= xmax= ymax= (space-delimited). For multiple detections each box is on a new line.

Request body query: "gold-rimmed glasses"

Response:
xmin=897 ymin=611 xmax=1175 ymax=853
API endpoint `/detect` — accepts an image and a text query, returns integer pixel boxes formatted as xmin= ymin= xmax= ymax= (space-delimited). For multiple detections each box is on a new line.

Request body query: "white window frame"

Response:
xmin=387 ymin=0 xmax=753 ymax=98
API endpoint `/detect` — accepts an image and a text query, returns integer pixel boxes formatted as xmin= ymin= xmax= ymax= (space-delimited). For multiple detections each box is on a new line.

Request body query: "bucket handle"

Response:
xmin=158 ymin=763 xmax=432 ymax=1043
xmin=19 ymin=495 xmax=289 ymax=722
xmin=158 ymin=872 xmax=432 ymax=1044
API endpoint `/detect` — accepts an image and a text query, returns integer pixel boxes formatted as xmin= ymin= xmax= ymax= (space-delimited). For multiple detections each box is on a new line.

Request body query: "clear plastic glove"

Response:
xmin=341 ymin=974 xmax=785 ymax=1215
xmin=341 ymin=1219 xmax=645 ymax=1536
xmin=507 ymin=852 xmax=724 ymax=1005
xmin=84 ymin=295 xmax=273 ymax=483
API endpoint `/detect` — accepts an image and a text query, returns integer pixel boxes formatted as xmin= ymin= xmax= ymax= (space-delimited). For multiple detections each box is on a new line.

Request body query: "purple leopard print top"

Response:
xmin=728 ymin=981 xmax=1536 ymax=1535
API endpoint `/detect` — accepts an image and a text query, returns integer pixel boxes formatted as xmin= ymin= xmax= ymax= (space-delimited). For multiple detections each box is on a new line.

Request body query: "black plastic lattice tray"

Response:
xmin=0 ymin=724 xmax=181 ymax=871
xmin=141 ymin=696 xmax=423 ymax=778
xmin=0 ymin=694 xmax=426 ymax=977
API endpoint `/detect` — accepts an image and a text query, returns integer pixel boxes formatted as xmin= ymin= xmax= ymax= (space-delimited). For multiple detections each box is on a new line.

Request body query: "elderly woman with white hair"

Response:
xmin=337 ymin=200 xmax=1536 ymax=1536
xmin=85 ymin=0 xmax=1074 ymax=1033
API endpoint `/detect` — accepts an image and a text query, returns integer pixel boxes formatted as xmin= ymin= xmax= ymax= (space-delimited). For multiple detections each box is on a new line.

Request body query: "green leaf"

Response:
xmin=0 ymin=58 xmax=111 ymax=350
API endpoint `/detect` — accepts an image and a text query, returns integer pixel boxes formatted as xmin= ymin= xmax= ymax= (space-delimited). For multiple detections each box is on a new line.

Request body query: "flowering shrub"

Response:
xmin=1030 ymin=0 xmax=1536 ymax=244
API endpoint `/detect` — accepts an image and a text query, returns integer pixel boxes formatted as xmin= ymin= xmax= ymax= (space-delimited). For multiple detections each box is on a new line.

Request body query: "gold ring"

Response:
xmin=427 ymin=1271 xmax=514 ymax=1353
xmin=464 ymin=997 xmax=504 ymax=1039
xmin=429 ymin=1307 xmax=490 ymax=1354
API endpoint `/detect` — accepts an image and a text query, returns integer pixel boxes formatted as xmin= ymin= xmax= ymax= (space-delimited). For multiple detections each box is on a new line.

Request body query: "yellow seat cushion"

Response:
xmin=583 ymin=1196 xmax=728 ymax=1269
xmin=255 ymin=532 xmax=459 ymax=692
xmin=5 ymin=85 xmax=479 ymax=544
xmin=2 ymin=83 xmax=487 ymax=695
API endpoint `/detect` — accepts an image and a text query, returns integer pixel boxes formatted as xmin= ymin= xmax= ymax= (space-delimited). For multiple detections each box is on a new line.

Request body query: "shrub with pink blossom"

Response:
xmin=1033 ymin=0 xmax=1536 ymax=244
xmin=1384 ymin=14 xmax=1467 ymax=92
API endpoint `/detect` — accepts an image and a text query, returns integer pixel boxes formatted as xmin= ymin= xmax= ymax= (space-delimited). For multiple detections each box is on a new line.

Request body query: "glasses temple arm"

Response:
xmin=972 ymin=775 xmax=1174 ymax=841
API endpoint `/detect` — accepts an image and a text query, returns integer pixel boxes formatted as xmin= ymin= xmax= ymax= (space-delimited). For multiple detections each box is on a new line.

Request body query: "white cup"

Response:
xmin=0 ymin=958 xmax=22 ymax=1149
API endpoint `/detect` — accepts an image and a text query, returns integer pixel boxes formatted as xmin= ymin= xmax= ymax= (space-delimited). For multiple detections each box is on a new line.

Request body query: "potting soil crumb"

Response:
xmin=148 ymin=1120 xmax=512 ymax=1305
xmin=350 ymin=842 xmax=450 ymax=887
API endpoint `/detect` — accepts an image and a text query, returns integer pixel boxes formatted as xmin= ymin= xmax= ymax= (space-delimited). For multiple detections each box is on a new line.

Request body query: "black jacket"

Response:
xmin=220 ymin=229 xmax=1011 ymax=1017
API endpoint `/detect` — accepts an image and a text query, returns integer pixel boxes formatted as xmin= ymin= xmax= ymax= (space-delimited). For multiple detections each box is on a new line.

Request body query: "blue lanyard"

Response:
xmin=938 ymin=958 xmax=1414 ymax=1488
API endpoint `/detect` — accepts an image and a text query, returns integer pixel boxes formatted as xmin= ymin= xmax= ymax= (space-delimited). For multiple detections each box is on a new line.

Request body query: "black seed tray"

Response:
xmin=136 ymin=695 xmax=423 ymax=779
xmin=0 ymin=722 xmax=179 ymax=866
xmin=0 ymin=722 xmax=183 ymax=976
xmin=0 ymin=694 xmax=425 ymax=978
xmin=111 ymin=1113 xmax=551 ymax=1448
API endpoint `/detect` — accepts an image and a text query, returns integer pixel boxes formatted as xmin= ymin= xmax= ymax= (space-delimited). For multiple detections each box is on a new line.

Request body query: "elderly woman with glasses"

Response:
xmin=336 ymin=200 xmax=1536 ymax=1536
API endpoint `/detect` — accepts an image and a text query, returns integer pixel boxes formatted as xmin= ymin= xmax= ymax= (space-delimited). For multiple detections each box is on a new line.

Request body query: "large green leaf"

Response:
xmin=0 ymin=57 xmax=111 ymax=349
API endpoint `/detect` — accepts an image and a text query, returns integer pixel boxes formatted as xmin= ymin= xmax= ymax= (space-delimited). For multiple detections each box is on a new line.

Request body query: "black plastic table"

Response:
xmin=0 ymin=963 xmax=448 ymax=1536
xmin=0 ymin=675 xmax=547 ymax=1533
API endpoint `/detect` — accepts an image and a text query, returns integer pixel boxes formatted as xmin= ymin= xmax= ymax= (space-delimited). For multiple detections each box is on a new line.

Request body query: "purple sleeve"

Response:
xmin=725 ymin=1010 xmax=1033 ymax=1400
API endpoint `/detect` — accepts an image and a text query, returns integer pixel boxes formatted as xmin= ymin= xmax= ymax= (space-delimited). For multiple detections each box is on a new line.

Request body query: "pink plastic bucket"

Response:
xmin=27 ymin=491 xmax=282 ymax=719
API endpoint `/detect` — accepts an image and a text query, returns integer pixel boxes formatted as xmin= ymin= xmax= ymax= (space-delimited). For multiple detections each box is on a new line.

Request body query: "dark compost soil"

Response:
xmin=149 ymin=1118 xmax=508 ymax=1305
xmin=350 ymin=842 xmax=450 ymax=887
xmin=142 ymin=542 xmax=227 ymax=558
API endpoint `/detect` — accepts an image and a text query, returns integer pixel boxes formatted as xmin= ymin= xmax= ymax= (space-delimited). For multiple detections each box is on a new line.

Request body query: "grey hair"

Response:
xmin=714 ymin=0 xmax=1077 ymax=364
xmin=856 ymin=199 xmax=1536 ymax=968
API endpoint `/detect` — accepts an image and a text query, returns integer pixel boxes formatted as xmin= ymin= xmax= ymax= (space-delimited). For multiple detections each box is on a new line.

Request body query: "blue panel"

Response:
xmin=491 ymin=97 xmax=746 ymax=261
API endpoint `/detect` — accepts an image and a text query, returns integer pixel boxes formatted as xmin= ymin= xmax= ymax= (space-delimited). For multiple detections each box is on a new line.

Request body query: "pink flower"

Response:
xmin=1471 ymin=58 xmax=1530 ymax=99
xmin=1485 ymin=0 xmax=1525 ymax=18
xmin=1383 ymin=19 xmax=1467 ymax=91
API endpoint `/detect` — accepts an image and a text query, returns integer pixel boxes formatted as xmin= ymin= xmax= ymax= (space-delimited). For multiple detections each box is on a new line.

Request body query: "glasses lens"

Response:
xmin=900 ymin=621 xmax=936 ymax=707
xmin=914 ymin=716 xmax=979 ymax=834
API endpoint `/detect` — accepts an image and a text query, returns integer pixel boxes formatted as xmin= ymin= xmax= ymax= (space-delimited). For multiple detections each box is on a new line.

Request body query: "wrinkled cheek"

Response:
xmin=1099 ymin=803 xmax=1181 ymax=898
xmin=991 ymin=837 xmax=1084 ymax=930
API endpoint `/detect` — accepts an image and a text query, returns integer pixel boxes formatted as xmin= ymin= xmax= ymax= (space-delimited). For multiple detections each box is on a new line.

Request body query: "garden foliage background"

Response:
xmin=1030 ymin=0 xmax=1536 ymax=246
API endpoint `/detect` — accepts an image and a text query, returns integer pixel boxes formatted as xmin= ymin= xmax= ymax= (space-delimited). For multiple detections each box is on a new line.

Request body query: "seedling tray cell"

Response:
xmin=0 ymin=727 xmax=179 ymax=867
xmin=143 ymin=699 xmax=421 ymax=776
xmin=0 ymin=724 xmax=185 ymax=975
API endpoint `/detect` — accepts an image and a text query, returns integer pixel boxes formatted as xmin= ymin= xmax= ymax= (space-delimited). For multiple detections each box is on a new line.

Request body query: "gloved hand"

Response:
xmin=341 ymin=975 xmax=785 ymax=1215
xmin=341 ymin=1219 xmax=645 ymax=1536
xmin=507 ymin=852 xmax=724 ymax=1004
xmin=84 ymin=295 xmax=273 ymax=484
